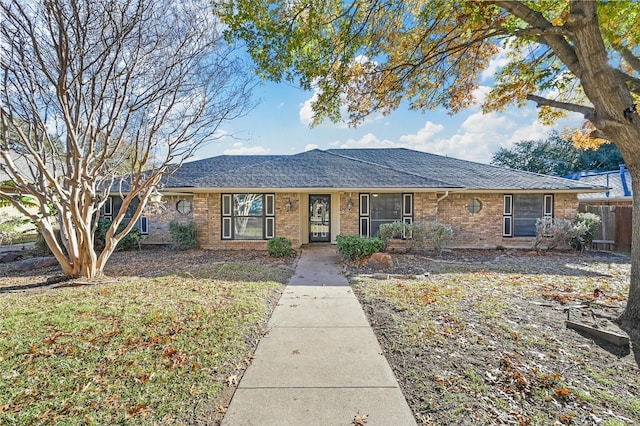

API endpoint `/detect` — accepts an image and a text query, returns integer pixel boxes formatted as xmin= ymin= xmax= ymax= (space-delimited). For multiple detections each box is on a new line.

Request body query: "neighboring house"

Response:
xmin=566 ymin=165 xmax=633 ymax=252
xmin=109 ymin=148 xmax=605 ymax=250
xmin=565 ymin=164 xmax=632 ymax=206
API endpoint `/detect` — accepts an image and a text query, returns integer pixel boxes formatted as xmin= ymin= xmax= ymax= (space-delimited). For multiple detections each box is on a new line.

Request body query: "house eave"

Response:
xmin=161 ymin=186 xmax=607 ymax=194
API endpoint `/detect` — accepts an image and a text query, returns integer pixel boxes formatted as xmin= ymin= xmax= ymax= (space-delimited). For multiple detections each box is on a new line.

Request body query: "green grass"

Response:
xmin=0 ymin=275 xmax=282 ymax=424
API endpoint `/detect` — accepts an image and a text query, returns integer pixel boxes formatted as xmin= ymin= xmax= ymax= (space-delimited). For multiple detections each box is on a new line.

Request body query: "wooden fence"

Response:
xmin=582 ymin=205 xmax=632 ymax=253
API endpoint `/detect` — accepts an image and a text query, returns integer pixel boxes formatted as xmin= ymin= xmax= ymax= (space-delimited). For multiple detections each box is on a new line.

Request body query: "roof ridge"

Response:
xmin=324 ymin=149 xmax=460 ymax=188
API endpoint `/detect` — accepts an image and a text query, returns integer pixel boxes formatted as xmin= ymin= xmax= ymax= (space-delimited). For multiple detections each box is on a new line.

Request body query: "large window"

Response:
xmin=503 ymin=194 xmax=553 ymax=237
xmin=222 ymin=193 xmax=275 ymax=240
xmin=359 ymin=193 xmax=413 ymax=237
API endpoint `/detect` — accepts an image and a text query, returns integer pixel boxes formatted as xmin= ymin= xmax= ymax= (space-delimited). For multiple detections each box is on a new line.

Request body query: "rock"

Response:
xmin=368 ymin=253 xmax=393 ymax=270
xmin=2 ymin=256 xmax=58 ymax=272
xmin=0 ymin=252 xmax=23 ymax=263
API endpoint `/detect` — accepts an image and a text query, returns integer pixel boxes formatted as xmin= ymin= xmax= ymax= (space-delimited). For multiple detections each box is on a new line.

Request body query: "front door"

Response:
xmin=309 ymin=194 xmax=331 ymax=242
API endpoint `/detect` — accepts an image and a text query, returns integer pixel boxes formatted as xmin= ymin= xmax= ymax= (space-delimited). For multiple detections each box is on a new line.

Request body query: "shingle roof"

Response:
xmin=162 ymin=148 xmax=604 ymax=192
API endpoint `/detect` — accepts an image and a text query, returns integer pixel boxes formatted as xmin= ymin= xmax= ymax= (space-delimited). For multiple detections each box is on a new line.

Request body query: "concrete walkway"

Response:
xmin=222 ymin=245 xmax=416 ymax=426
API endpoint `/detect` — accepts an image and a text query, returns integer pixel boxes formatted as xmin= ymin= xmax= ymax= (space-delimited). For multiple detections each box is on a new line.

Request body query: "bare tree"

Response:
xmin=0 ymin=0 xmax=254 ymax=278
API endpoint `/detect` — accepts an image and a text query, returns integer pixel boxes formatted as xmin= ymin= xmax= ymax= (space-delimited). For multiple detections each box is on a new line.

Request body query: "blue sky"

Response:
xmin=193 ymin=55 xmax=584 ymax=165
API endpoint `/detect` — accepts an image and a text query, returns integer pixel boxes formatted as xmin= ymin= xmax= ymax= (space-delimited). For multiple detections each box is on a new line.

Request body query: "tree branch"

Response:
xmin=526 ymin=94 xmax=595 ymax=119
xmin=616 ymin=69 xmax=640 ymax=95
xmin=491 ymin=1 xmax=584 ymax=79
xmin=619 ymin=47 xmax=640 ymax=74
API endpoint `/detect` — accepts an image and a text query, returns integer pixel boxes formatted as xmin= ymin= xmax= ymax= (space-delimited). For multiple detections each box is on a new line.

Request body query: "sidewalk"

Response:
xmin=222 ymin=245 xmax=416 ymax=426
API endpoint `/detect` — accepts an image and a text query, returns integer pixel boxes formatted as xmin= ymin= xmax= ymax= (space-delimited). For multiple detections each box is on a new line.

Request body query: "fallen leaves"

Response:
xmin=126 ymin=404 xmax=152 ymax=419
xmin=225 ymin=375 xmax=238 ymax=386
xmin=350 ymin=251 xmax=636 ymax=425
xmin=352 ymin=411 xmax=369 ymax=425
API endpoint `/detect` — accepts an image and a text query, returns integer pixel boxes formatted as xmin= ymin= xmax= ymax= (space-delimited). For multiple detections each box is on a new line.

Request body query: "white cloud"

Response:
xmin=304 ymin=143 xmax=319 ymax=151
xmin=470 ymin=85 xmax=491 ymax=108
xmin=223 ymin=142 xmax=269 ymax=155
xmin=338 ymin=133 xmax=397 ymax=149
xmin=299 ymin=84 xmax=383 ymax=128
xmin=299 ymin=90 xmax=318 ymax=126
xmin=399 ymin=121 xmax=444 ymax=145
xmin=481 ymin=47 xmax=509 ymax=81
xmin=328 ymin=104 xmax=584 ymax=164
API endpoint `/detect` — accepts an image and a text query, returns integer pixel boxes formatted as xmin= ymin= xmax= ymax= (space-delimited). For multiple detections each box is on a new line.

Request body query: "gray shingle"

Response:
xmin=162 ymin=148 xmax=603 ymax=191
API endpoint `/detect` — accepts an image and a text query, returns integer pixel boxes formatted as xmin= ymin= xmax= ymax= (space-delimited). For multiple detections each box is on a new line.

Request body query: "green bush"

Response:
xmin=267 ymin=236 xmax=292 ymax=257
xmin=336 ymin=234 xmax=383 ymax=260
xmin=169 ymin=221 xmax=198 ymax=251
xmin=573 ymin=212 xmax=601 ymax=250
xmin=95 ymin=218 xmax=142 ymax=251
xmin=378 ymin=221 xmax=452 ymax=255
xmin=424 ymin=220 xmax=454 ymax=255
xmin=377 ymin=222 xmax=408 ymax=250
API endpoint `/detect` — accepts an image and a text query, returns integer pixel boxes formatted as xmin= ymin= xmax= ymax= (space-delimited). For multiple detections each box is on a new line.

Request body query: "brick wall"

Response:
xmin=148 ymin=190 xmax=580 ymax=251
xmin=433 ymin=192 xmax=578 ymax=249
xmin=143 ymin=195 xmax=194 ymax=244
xmin=339 ymin=193 xmax=360 ymax=236
xmin=191 ymin=192 xmax=302 ymax=250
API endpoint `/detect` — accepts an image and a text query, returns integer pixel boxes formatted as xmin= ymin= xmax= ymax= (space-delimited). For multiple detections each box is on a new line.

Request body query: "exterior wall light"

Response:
xmin=149 ymin=188 xmax=163 ymax=204
xmin=347 ymin=199 xmax=354 ymax=210
xmin=285 ymin=199 xmax=292 ymax=211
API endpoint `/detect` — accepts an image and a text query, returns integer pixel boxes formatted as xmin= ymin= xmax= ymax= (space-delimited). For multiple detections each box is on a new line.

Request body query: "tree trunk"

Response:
xmin=617 ymin=166 xmax=640 ymax=339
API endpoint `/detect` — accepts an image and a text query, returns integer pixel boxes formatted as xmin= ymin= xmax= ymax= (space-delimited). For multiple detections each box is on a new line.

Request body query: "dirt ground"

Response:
xmin=346 ymin=249 xmax=639 ymax=425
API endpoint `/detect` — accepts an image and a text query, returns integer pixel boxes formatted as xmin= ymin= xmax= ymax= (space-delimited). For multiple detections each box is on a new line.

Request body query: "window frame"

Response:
xmin=503 ymin=194 xmax=553 ymax=238
xmin=176 ymin=199 xmax=193 ymax=215
xmin=359 ymin=192 xmax=413 ymax=238
xmin=221 ymin=193 xmax=275 ymax=240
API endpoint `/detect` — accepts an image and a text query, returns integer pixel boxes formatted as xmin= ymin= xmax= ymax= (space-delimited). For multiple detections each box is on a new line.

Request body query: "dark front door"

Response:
xmin=309 ymin=194 xmax=331 ymax=242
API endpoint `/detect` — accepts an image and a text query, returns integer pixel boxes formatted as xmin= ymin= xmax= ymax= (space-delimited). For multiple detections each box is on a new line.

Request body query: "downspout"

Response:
xmin=435 ymin=191 xmax=449 ymax=221
xmin=620 ymin=164 xmax=631 ymax=197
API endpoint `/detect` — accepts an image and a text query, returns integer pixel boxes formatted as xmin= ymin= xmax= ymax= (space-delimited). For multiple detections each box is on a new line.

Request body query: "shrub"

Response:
xmin=267 ymin=236 xmax=293 ymax=258
xmin=424 ymin=220 xmax=454 ymax=255
xmin=95 ymin=218 xmax=142 ymax=251
xmin=534 ymin=217 xmax=587 ymax=250
xmin=169 ymin=221 xmax=198 ymax=251
xmin=0 ymin=213 xmax=29 ymax=246
xmin=378 ymin=221 xmax=452 ymax=254
xmin=336 ymin=234 xmax=383 ymax=260
xmin=377 ymin=222 xmax=408 ymax=250
xmin=573 ymin=212 xmax=601 ymax=250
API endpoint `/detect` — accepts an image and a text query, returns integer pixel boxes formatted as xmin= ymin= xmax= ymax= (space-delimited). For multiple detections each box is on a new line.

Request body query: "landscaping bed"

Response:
xmin=347 ymin=250 xmax=639 ymax=425
xmin=0 ymin=247 xmax=296 ymax=425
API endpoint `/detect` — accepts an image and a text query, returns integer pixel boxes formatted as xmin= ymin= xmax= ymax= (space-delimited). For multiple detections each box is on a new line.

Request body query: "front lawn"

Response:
xmin=350 ymin=251 xmax=639 ymax=425
xmin=0 ymin=249 xmax=294 ymax=425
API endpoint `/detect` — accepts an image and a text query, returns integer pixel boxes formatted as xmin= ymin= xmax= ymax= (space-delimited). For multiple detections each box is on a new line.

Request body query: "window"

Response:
xmin=360 ymin=193 xmax=413 ymax=237
xmin=176 ymin=199 xmax=192 ymax=215
xmin=101 ymin=196 xmax=148 ymax=234
xmin=503 ymin=194 xmax=553 ymax=237
xmin=221 ymin=193 xmax=275 ymax=240
xmin=467 ymin=198 xmax=482 ymax=214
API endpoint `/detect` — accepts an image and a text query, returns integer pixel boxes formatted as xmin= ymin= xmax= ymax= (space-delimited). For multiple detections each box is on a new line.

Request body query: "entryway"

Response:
xmin=309 ymin=194 xmax=330 ymax=243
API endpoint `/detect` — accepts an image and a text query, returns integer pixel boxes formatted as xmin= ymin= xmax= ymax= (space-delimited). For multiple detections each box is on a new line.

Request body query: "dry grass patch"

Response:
xmin=351 ymin=251 xmax=639 ymax=425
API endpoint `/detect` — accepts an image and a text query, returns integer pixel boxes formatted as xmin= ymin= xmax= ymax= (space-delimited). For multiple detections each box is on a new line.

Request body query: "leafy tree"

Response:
xmin=492 ymin=132 xmax=624 ymax=175
xmin=0 ymin=0 xmax=254 ymax=279
xmin=217 ymin=1 xmax=640 ymax=331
